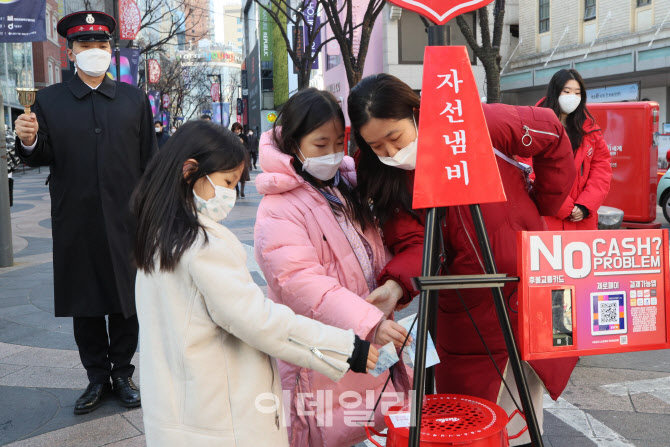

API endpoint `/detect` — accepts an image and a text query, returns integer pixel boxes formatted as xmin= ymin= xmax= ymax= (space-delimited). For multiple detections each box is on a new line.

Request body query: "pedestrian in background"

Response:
xmin=154 ymin=121 xmax=169 ymax=149
xmin=200 ymin=114 xmax=212 ymax=121
xmin=132 ymin=120 xmax=377 ymax=447
xmin=254 ymin=88 xmax=412 ymax=447
xmin=536 ymin=68 xmax=612 ymax=230
xmin=247 ymin=127 xmax=259 ymax=169
xmin=13 ymin=11 xmax=155 ymax=414
xmin=231 ymin=121 xmax=250 ymax=197
xmin=348 ymin=73 xmax=578 ymax=447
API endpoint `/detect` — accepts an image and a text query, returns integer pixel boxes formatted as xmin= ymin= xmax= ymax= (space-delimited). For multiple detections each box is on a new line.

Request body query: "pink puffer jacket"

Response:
xmin=254 ymin=129 xmax=412 ymax=447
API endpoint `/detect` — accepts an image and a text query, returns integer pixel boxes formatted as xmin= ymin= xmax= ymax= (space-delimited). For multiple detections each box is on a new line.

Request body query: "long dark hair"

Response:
xmin=348 ymin=73 xmax=421 ymax=226
xmin=132 ymin=120 xmax=246 ymax=273
xmin=539 ymin=68 xmax=595 ymax=150
xmin=273 ymin=88 xmax=373 ymax=230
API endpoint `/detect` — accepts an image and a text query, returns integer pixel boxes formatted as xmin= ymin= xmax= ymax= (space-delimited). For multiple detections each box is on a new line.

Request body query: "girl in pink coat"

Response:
xmin=254 ymin=88 xmax=412 ymax=447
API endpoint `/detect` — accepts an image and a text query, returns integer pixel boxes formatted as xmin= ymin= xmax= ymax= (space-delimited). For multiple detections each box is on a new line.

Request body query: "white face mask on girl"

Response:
xmin=558 ymin=94 xmax=581 ymax=115
xmin=298 ymin=148 xmax=344 ymax=181
xmin=378 ymin=116 xmax=418 ymax=171
xmin=74 ymin=48 xmax=112 ymax=77
xmin=193 ymin=175 xmax=236 ymax=222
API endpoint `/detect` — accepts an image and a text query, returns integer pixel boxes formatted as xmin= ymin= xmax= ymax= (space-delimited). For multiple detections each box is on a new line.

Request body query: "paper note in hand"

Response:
xmin=397 ymin=314 xmax=440 ymax=369
xmin=369 ymin=342 xmax=399 ymax=377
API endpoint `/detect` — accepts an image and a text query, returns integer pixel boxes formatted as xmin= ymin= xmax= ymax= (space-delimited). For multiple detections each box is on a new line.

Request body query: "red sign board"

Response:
xmin=162 ymin=93 xmax=170 ymax=109
xmin=588 ymin=102 xmax=660 ymax=223
xmin=413 ymin=46 xmax=506 ymax=209
xmin=518 ymin=230 xmax=670 ymax=360
xmin=211 ymin=83 xmax=220 ymax=103
xmin=119 ymin=0 xmax=142 ymax=40
xmin=148 ymin=59 xmax=161 ymax=84
xmin=387 ymin=0 xmax=494 ymax=25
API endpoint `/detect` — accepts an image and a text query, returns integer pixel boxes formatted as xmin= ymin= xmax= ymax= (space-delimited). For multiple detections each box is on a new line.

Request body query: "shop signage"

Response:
xmin=386 ymin=0 xmax=494 ymax=25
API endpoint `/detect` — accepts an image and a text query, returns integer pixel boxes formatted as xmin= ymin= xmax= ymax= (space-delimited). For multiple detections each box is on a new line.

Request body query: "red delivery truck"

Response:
xmin=587 ymin=102 xmax=659 ymax=223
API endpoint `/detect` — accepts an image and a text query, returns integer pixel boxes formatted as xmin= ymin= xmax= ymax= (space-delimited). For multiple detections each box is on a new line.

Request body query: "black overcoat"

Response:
xmin=17 ymin=74 xmax=157 ymax=318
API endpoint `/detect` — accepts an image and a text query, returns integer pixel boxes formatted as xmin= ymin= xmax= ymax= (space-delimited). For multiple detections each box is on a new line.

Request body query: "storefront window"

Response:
xmin=0 ymin=42 xmax=34 ymax=109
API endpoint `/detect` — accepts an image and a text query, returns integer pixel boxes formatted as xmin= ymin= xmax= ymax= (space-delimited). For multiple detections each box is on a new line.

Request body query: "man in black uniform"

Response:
xmin=14 ymin=11 xmax=156 ymax=414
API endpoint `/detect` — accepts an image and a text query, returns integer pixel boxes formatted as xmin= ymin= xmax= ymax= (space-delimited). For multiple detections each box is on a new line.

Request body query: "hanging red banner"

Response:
xmin=148 ymin=59 xmax=161 ymax=84
xmin=119 ymin=0 xmax=141 ymax=40
xmin=386 ymin=0 xmax=494 ymax=25
xmin=211 ymin=83 xmax=220 ymax=102
xmin=412 ymin=46 xmax=506 ymax=209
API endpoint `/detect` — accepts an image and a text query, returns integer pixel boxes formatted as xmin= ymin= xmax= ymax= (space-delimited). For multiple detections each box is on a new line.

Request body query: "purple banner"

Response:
xmin=108 ymin=48 xmax=141 ymax=86
xmin=304 ymin=0 xmax=319 ymax=69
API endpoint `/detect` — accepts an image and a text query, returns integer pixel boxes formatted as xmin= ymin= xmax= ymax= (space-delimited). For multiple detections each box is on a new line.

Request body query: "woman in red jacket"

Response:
xmin=537 ymin=68 xmax=612 ymax=230
xmin=348 ymin=74 xmax=578 ymax=446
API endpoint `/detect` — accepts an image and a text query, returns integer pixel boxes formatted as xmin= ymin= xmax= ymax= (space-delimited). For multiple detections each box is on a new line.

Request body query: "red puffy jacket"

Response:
xmin=378 ymin=103 xmax=579 ymax=403
xmin=520 ymin=99 xmax=612 ymax=230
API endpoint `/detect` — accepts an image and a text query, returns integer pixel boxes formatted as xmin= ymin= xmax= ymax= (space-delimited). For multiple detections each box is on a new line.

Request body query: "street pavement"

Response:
xmin=2 ymin=168 xmax=670 ymax=446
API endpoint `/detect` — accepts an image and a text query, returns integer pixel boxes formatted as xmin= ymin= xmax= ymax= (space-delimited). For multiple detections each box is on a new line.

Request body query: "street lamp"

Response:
xmin=209 ymin=74 xmax=224 ymax=128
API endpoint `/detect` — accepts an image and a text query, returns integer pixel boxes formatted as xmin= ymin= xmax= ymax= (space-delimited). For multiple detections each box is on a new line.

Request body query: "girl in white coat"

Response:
xmin=132 ymin=120 xmax=378 ymax=447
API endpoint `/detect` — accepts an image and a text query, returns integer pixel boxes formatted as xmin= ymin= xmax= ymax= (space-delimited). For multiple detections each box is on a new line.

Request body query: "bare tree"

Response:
xmin=318 ymin=0 xmax=385 ymax=88
xmin=133 ymin=0 xmax=208 ymax=56
xmin=456 ymin=0 xmax=505 ymax=103
xmin=254 ymin=0 xmax=344 ymax=90
xmin=154 ymin=59 xmax=220 ymax=121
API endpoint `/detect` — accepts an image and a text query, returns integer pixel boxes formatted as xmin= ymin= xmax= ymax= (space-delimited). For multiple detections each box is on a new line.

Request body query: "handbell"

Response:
xmin=16 ymin=88 xmax=38 ymax=115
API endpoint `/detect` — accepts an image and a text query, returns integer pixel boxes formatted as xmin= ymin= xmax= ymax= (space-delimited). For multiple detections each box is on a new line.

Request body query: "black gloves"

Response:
xmin=347 ymin=335 xmax=371 ymax=374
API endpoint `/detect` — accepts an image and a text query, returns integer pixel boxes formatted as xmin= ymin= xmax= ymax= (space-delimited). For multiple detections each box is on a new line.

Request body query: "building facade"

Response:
xmin=322 ymin=2 xmax=519 ymax=125
xmin=32 ymin=0 xmax=63 ymax=90
xmin=502 ymin=0 xmax=670 ymax=127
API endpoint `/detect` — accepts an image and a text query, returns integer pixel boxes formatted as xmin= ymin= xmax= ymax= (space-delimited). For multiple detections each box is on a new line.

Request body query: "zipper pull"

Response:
xmin=311 ymin=347 xmax=324 ymax=359
xmin=522 ymin=126 xmax=532 ymax=147
xmin=275 ymin=413 xmax=280 ymax=429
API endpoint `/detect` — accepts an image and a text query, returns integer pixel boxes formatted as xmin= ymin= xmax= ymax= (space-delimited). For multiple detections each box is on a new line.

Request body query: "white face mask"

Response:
xmin=74 ymin=48 xmax=112 ymax=77
xmin=155 ymin=127 xmax=162 ymax=133
xmin=558 ymin=94 xmax=581 ymax=115
xmin=298 ymin=148 xmax=344 ymax=181
xmin=378 ymin=116 xmax=418 ymax=171
xmin=193 ymin=175 xmax=236 ymax=222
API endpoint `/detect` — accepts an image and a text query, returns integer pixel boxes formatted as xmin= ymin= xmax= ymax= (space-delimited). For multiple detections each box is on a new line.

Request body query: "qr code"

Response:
xmin=620 ymin=335 xmax=628 ymax=345
xmin=598 ymin=301 xmax=619 ymax=325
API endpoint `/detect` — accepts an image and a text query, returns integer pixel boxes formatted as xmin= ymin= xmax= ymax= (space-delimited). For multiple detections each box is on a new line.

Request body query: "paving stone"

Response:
xmin=0 ymin=364 xmax=26 ymax=379
xmin=559 ymin=385 xmax=634 ymax=412
xmin=1 ymin=346 xmax=81 ymax=368
xmin=3 ymin=311 xmax=72 ymax=335
xmin=120 ymin=409 xmax=144 ymax=434
xmin=250 ymin=271 xmax=267 ymax=287
xmin=579 ymin=350 xmax=670 ymax=373
xmin=0 ymin=365 xmax=89 ymax=389
xmin=587 ymin=410 xmax=670 ymax=445
xmin=25 ymin=394 xmax=128 ymax=440
xmin=0 ymin=305 xmax=41 ymax=318
xmin=4 ymin=414 xmax=141 ymax=447
xmin=630 ymin=392 xmax=670 ymax=415
xmin=0 ymin=320 xmax=49 ymax=345
xmin=103 ymin=435 xmax=146 ymax=447
xmin=12 ymin=237 xmax=52 ymax=258
xmin=0 ymin=386 xmax=59 ymax=445
xmin=13 ymin=330 xmax=77 ymax=350
xmin=569 ymin=366 xmax=669 ymax=387
xmin=0 ymin=343 xmax=31 ymax=360
xmin=38 ymin=219 xmax=51 ymax=230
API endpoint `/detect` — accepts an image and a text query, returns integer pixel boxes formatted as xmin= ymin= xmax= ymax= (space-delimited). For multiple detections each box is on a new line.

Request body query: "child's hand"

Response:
xmin=367 ymin=345 xmax=379 ymax=372
xmin=366 ymin=280 xmax=404 ymax=319
xmin=374 ymin=320 xmax=411 ymax=349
